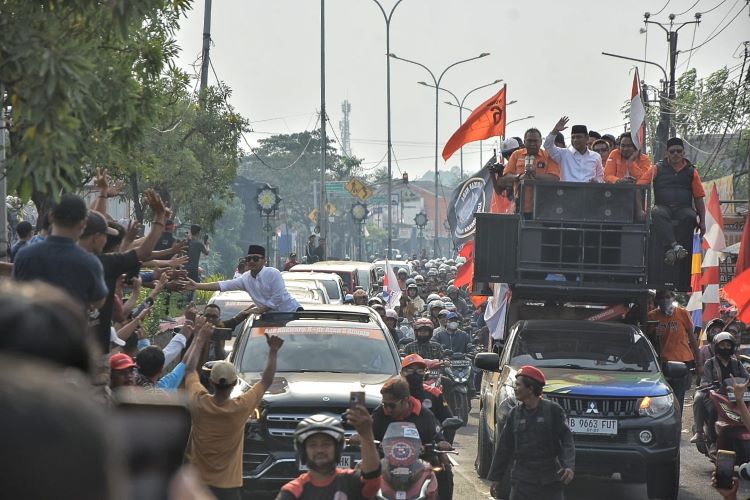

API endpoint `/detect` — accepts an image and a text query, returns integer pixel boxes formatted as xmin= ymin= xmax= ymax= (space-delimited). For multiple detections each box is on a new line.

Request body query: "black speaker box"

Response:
xmin=474 ymin=213 xmax=519 ymax=283
xmin=533 ymin=183 xmax=636 ymax=223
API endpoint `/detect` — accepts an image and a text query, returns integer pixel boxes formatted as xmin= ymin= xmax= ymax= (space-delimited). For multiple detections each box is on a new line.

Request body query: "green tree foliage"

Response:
xmin=1 ymin=0 xmax=192 ymax=198
xmin=239 ymin=130 xmax=363 ymax=232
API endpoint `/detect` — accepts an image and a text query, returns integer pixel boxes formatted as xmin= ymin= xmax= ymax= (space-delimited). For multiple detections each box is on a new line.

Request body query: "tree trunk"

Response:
xmin=130 ymin=172 xmax=143 ymax=222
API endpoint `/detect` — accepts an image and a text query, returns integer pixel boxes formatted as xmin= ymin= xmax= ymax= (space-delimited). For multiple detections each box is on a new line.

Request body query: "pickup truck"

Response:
xmin=474 ymin=319 xmax=685 ymax=500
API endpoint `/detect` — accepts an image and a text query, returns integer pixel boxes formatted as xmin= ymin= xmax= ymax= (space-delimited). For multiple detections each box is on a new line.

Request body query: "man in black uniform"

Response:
xmin=488 ymin=365 xmax=575 ymax=500
xmin=401 ymin=354 xmax=457 ymax=444
xmin=371 ymin=377 xmax=453 ymax=500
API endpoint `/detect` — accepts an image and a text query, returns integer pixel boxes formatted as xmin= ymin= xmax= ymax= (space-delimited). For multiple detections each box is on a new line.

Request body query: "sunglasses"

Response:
xmin=246 ymin=255 xmax=263 ymax=262
xmin=402 ymin=367 xmax=426 ymax=375
xmin=667 ymin=149 xmax=684 ymax=154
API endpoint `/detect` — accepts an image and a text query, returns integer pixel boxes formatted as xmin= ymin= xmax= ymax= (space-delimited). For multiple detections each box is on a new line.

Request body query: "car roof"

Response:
xmin=209 ymin=290 xmax=252 ymax=301
xmin=290 ymin=261 xmax=374 ymax=272
xmin=517 ymin=319 xmax=642 ymax=335
xmin=255 ymin=304 xmax=382 ymax=326
xmin=282 ymin=271 xmax=343 ymax=282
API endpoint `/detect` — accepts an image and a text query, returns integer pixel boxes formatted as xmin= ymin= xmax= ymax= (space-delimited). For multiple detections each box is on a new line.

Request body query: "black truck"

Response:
xmin=472 ymin=180 xmax=692 ymax=500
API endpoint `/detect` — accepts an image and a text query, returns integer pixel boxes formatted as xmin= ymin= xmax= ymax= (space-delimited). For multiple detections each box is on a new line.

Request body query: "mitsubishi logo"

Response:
xmin=585 ymin=401 xmax=599 ymax=414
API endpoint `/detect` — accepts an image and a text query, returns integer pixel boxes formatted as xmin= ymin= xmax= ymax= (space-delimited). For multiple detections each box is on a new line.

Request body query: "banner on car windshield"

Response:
xmin=252 ymin=326 xmax=384 ymax=340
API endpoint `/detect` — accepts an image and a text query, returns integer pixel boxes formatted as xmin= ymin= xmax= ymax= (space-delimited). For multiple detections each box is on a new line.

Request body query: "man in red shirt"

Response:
xmin=648 ymin=290 xmax=701 ymax=411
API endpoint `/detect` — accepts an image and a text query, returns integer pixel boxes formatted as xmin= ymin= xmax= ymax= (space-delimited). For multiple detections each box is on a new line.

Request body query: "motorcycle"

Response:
xmin=375 ymin=418 xmax=463 ymax=500
xmin=424 ymin=358 xmax=444 ymax=393
xmin=694 ymin=378 xmax=750 ymax=464
xmin=441 ymin=352 xmax=471 ymax=424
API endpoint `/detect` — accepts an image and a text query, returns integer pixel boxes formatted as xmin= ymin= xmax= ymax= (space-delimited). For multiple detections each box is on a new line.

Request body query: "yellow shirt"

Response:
xmin=186 ymin=372 xmax=265 ymax=488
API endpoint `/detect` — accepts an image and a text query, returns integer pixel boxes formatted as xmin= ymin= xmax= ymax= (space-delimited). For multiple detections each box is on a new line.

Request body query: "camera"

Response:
xmin=213 ymin=327 xmax=233 ymax=342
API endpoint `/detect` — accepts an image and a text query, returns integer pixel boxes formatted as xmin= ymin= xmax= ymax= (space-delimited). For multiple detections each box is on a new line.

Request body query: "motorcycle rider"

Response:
xmin=433 ymin=312 xmax=474 ymax=355
xmin=415 ymin=274 xmax=429 ymax=301
xmin=697 ymin=318 xmax=726 ymax=367
xmin=371 ymin=377 xmax=454 ymax=500
xmin=428 ymin=300 xmax=445 ymax=329
xmin=446 ymin=286 xmax=470 ymax=317
xmin=352 ymin=289 xmax=368 ymax=306
xmin=384 ymin=308 xmax=401 ymax=345
xmin=277 ymin=409 xmax=381 ymax=499
xmin=693 ymin=332 xmax=750 ymax=454
xmin=407 ymin=283 xmax=426 ymax=316
xmin=403 ymin=318 xmax=444 ymax=360
xmin=401 ymin=354 xmax=456 ymax=443
xmin=488 ymin=365 xmax=575 ymax=500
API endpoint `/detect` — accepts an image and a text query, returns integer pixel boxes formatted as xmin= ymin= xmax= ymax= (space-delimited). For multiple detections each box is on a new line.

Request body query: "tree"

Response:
xmin=1 ymin=0 xmax=192 ymax=200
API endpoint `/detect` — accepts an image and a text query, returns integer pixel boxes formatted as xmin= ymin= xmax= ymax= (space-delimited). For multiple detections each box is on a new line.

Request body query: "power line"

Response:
xmin=653 ymin=0 xmax=672 ymax=16
xmin=681 ymin=0 xmax=748 ymax=54
xmin=676 ymin=0 xmax=701 ymax=16
xmin=700 ymin=0 xmax=730 ymax=14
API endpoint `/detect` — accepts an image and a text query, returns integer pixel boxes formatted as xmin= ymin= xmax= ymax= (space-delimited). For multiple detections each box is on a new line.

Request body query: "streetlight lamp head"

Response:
xmin=694 ymin=12 xmax=701 ymax=20
xmin=418 ymin=81 xmax=429 ymax=86
xmin=668 ymin=13 xmax=675 ymax=20
xmin=479 ymin=52 xmax=490 ymax=58
xmin=493 ymin=79 xmax=503 ymax=84
xmin=644 ymin=11 xmax=650 ymax=19
xmin=388 ymin=52 xmax=397 ymax=58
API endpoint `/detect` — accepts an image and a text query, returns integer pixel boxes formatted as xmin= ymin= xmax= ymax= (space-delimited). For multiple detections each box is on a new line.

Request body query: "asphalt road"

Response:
xmin=452 ymin=391 xmax=750 ymax=500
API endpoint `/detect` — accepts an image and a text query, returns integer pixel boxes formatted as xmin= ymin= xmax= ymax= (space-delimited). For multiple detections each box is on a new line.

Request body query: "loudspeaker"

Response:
xmin=533 ymin=183 xmax=637 ymax=223
xmin=474 ymin=213 xmax=519 ymax=282
xmin=647 ymin=224 xmax=691 ymax=291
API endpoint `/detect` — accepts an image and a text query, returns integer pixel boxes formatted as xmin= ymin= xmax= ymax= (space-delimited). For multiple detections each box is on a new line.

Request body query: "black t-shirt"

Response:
xmin=371 ymin=396 xmax=444 ymax=445
xmin=185 ymin=239 xmax=207 ymax=271
xmin=153 ymin=231 xmax=174 ymax=251
xmin=276 ymin=468 xmax=380 ymax=500
xmin=91 ymin=250 xmax=141 ymax=353
xmin=12 ymin=235 xmax=107 ymax=308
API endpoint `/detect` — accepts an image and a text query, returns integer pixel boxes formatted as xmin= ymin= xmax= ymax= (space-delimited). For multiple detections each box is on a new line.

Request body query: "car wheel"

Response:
xmin=646 ymin=453 xmax=680 ymax=500
xmin=475 ymin=406 xmax=493 ymax=478
xmin=456 ymin=391 xmax=470 ymax=424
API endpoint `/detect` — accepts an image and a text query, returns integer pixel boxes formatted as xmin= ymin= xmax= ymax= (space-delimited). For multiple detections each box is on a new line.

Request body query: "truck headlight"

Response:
xmin=638 ymin=394 xmax=674 ymax=418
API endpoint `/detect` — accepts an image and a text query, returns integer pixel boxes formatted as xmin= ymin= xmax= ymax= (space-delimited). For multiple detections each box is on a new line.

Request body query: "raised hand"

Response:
xmin=266 ymin=334 xmax=284 ymax=353
xmin=553 ymin=116 xmax=569 ymax=133
xmin=144 ymin=189 xmax=166 ymax=216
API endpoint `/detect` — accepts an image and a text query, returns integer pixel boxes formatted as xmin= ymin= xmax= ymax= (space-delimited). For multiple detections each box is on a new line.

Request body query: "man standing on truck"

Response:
xmin=488 ymin=365 xmax=575 ymax=500
xmin=543 ymin=117 xmax=604 ymax=183
xmin=649 ymin=289 xmax=701 ymax=411
xmin=637 ymin=137 xmax=706 ymax=265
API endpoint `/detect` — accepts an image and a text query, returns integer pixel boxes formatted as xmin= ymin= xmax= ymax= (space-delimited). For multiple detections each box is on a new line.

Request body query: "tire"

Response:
xmin=475 ymin=406 xmax=493 ymax=478
xmin=646 ymin=453 xmax=680 ymax=500
xmin=455 ymin=391 xmax=470 ymax=424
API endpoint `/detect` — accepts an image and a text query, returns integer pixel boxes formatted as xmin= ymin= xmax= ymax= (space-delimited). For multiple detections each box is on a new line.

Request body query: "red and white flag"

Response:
xmin=382 ymin=259 xmax=402 ymax=309
xmin=702 ymin=186 xmax=726 ymax=322
xmin=630 ymin=68 xmax=646 ymax=152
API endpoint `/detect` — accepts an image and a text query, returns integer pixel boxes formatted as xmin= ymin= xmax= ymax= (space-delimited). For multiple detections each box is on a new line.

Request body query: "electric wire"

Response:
xmin=676 ymin=0 xmax=701 ymax=16
xmin=681 ymin=0 xmax=747 ymax=54
xmin=653 ymin=0 xmax=672 ymax=16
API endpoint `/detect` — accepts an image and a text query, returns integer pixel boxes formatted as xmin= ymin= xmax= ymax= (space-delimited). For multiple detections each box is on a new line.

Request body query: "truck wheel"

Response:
xmin=475 ymin=406 xmax=493 ymax=478
xmin=646 ymin=453 xmax=680 ymax=500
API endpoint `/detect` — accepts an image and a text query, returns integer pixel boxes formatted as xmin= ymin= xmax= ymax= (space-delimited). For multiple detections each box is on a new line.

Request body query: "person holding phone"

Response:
xmin=182 ymin=244 xmax=301 ymax=315
xmin=185 ymin=317 xmax=283 ymax=500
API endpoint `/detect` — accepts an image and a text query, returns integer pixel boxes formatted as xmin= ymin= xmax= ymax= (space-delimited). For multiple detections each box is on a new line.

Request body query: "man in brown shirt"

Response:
xmin=185 ymin=317 xmax=284 ymax=500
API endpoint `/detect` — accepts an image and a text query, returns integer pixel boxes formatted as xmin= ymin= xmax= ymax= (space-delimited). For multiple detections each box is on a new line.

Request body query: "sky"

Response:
xmin=174 ymin=0 xmax=750 ymax=180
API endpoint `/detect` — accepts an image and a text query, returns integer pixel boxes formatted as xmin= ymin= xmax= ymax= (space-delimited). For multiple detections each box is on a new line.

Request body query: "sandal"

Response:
xmin=673 ymin=244 xmax=688 ymax=260
xmin=664 ymin=248 xmax=677 ymax=265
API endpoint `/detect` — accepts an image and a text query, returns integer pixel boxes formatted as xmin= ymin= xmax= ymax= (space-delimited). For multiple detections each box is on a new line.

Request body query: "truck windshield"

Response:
xmin=510 ymin=329 xmax=658 ymax=372
xmin=238 ymin=325 xmax=397 ymax=374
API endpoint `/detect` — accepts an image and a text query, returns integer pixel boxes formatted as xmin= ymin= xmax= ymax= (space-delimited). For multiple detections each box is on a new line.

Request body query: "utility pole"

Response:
xmin=319 ymin=0 xmax=328 ymax=243
xmin=0 ymin=85 xmax=7 ymax=260
xmin=199 ymin=0 xmax=212 ymax=99
xmin=643 ymin=11 xmax=700 ymax=157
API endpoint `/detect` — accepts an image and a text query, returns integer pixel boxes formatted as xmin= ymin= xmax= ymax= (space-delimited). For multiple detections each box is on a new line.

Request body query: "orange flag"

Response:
xmin=442 ymin=85 xmax=506 ymax=161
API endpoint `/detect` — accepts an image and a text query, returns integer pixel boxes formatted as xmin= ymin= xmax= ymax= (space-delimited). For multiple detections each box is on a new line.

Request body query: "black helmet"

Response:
xmin=704 ymin=318 xmax=726 ymax=343
xmin=293 ymin=414 xmax=345 ymax=465
xmin=712 ymin=331 xmax=737 ymax=348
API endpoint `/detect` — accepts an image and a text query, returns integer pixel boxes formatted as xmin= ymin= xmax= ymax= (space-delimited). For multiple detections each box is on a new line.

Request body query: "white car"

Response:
xmin=286 ymin=283 xmax=329 ymax=304
xmin=282 ymin=271 xmax=346 ymax=304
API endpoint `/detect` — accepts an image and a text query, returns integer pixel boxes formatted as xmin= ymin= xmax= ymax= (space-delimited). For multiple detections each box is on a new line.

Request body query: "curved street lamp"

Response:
xmin=389 ymin=52 xmax=490 ymax=257
xmin=256 ymin=184 xmax=281 ymax=261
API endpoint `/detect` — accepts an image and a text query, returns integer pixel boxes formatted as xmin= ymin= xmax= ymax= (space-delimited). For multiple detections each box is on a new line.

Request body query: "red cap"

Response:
xmin=109 ymin=353 xmax=136 ymax=371
xmin=516 ymin=365 xmax=546 ymax=386
xmin=401 ymin=354 xmax=427 ymax=369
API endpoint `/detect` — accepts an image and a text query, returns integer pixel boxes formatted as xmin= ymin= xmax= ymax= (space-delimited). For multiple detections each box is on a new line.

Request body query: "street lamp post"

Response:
xmin=256 ymin=184 xmax=282 ymax=265
xmin=414 ymin=211 xmax=428 ymax=257
xmin=507 ymin=115 xmax=535 ymax=126
xmin=389 ymin=52 xmax=489 ymax=257
xmin=420 ymin=79 xmax=502 ymax=179
xmin=369 ymin=0 xmax=406 ymax=260
xmin=351 ymin=202 xmax=369 ymax=261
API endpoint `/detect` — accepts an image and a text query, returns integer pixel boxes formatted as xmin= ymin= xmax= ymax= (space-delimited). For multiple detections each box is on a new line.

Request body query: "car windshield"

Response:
xmin=510 ymin=328 xmax=658 ymax=372
xmin=320 ymin=281 xmax=341 ymax=300
xmin=239 ymin=324 xmax=397 ymax=374
xmin=286 ymin=286 xmax=324 ymax=303
xmin=356 ymin=270 xmax=370 ymax=289
xmin=210 ymin=298 xmax=252 ymax=321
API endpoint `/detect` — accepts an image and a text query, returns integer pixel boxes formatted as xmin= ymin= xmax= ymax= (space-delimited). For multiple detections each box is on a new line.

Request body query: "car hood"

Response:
xmin=513 ymin=367 xmax=671 ymax=397
xmin=238 ymin=371 xmax=392 ymax=407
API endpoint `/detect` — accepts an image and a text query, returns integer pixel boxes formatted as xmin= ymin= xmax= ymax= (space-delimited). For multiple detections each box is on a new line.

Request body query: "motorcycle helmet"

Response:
xmin=414 ymin=317 xmax=434 ymax=333
xmin=294 ymin=414 xmax=346 ymax=465
xmin=712 ymin=331 xmax=737 ymax=348
xmin=414 ymin=275 xmax=425 ymax=284
xmin=405 ymin=278 xmax=416 ymax=286
xmin=427 ymin=269 xmax=438 ymax=277
xmin=704 ymin=318 xmax=726 ymax=344
xmin=407 ymin=283 xmax=418 ymax=292
xmin=446 ymin=285 xmax=458 ymax=296
xmin=344 ymin=294 xmax=354 ymax=304
xmin=428 ymin=300 xmax=444 ymax=312
xmin=426 ymin=293 xmax=441 ymax=303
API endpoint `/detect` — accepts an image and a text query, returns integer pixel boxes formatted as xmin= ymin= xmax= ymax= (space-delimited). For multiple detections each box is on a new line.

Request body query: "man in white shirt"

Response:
xmin=543 ymin=117 xmax=604 ymax=183
xmin=182 ymin=244 xmax=302 ymax=314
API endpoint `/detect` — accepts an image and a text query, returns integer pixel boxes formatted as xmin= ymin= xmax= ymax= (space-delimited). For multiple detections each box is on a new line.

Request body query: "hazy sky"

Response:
xmin=174 ymin=0 xmax=750 ymax=179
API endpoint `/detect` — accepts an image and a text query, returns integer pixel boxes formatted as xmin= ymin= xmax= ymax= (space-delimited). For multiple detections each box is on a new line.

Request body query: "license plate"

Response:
xmin=300 ymin=455 xmax=351 ymax=471
xmin=567 ymin=417 xmax=618 ymax=435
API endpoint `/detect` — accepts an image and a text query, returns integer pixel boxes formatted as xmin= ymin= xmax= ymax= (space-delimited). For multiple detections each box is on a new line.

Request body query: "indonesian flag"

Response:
xmin=382 ymin=259 xmax=402 ymax=308
xmin=442 ymin=85 xmax=506 ymax=161
xmin=630 ymin=68 xmax=646 ymax=152
xmin=701 ymin=186 xmax=725 ymax=322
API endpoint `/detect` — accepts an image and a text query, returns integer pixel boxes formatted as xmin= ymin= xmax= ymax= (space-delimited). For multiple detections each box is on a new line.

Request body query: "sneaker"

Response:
xmin=690 ymin=432 xmax=704 ymax=444
xmin=664 ymin=248 xmax=677 ymax=265
xmin=673 ymin=244 xmax=688 ymax=260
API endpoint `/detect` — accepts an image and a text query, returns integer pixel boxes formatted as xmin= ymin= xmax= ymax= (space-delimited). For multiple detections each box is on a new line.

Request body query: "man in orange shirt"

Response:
xmin=492 ymin=128 xmax=561 ymax=215
xmin=638 ymin=137 xmax=706 ymax=265
xmin=604 ymin=133 xmax=652 ymax=183
xmin=648 ymin=290 xmax=700 ymax=412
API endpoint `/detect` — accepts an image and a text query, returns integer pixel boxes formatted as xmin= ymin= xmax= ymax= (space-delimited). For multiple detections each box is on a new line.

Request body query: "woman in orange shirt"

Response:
xmin=604 ymin=132 xmax=652 ymax=183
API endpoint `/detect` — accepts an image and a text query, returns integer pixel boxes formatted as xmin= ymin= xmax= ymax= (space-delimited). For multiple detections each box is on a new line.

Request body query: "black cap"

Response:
xmin=81 ymin=211 xmax=119 ymax=238
xmin=588 ymin=130 xmax=601 ymax=139
xmin=247 ymin=244 xmax=266 ymax=257
xmin=667 ymin=137 xmax=684 ymax=148
xmin=571 ymin=125 xmax=588 ymax=135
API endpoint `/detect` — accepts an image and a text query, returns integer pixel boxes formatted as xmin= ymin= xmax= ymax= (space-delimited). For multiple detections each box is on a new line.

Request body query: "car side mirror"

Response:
xmin=474 ymin=352 xmax=500 ymax=372
xmin=663 ymin=360 xmax=688 ymax=379
xmin=441 ymin=417 xmax=464 ymax=432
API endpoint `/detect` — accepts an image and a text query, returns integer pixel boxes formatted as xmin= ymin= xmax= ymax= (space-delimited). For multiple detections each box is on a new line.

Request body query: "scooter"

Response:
xmin=424 ymin=358 xmax=444 ymax=393
xmin=375 ymin=418 xmax=463 ymax=500
xmin=441 ymin=352 xmax=472 ymax=424
xmin=694 ymin=378 xmax=750 ymax=464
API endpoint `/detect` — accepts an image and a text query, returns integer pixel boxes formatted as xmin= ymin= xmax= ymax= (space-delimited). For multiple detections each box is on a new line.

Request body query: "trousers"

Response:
xmin=509 ymin=480 xmax=564 ymax=500
xmin=651 ymin=205 xmax=697 ymax=248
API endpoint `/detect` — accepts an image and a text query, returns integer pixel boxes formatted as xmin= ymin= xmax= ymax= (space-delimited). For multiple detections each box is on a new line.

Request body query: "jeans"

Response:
xmin=666 ymin=363 xmax=693 ymax=413
xmin=693 ymin=389 xmax=718 ymax=441
xmin=651 ymin=205 xmax=697 ymax=248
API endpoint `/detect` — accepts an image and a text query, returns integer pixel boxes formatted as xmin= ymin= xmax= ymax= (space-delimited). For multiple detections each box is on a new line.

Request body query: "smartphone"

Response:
xmin=715 ymin=449 xmax=736 ymax=489
xmin=113 ymin=391 xmax=191 ymax=500
xmin=349 ymin=391 xmax=365 ymax=409
xmin=213 ymin=327 xmax=233 ymax=342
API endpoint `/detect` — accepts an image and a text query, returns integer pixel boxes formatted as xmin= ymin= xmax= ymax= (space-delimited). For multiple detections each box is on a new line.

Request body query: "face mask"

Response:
xmin=659 ymin=301 xmax=675 ymax=316
xmin=405 ymin=372 xmax=424 ymax=392
xmin=447 ymin=321 xmax=459 ymax=330
xmin=716 ymin=346 xmax=735 ymax=358
xmin=416 ymin=332 xmax=431 ymax=343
